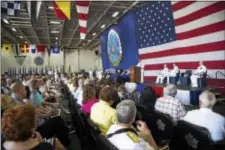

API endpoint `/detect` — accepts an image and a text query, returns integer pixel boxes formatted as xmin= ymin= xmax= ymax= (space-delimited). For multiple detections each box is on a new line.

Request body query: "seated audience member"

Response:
xmin=6 ymin=78 xmax=12 ymax=89
xmin=139 ymin=86 xmax=157 ymax=110
xmin=2 ymin=105 xmax=54 ymax=150
xmin=10 ymin=82 xmax=70 ymax=148
xmin=1 ymin=78 xmax=11 ymax=95
xmin=81 ymin=85 xmax=98 ymax=115
xmin=107 ymin=100 xmax=157 ymax=150
xmin=124 ymin=82 xmax=140 ymax=102
xmin=91 ymin=86 xmax=117 ymax=135
xmin=39 ymin=77 xmax=48 ymax=95
xmin=155 ymin=64 xmax=169 ymax=84
xmin=117 ymin=84 xmax=126 ymax=100
xmin=155 ymin=84 xmax=186 ymax=122
xmin=29 ymin=80 xmax=44 ymax=107
xmin=74 ymin=78 xmax=84 ymax=105
xmin=183 ymin=91 xmax=225 ymax=141
xmin=190 ymin=61 xmax=207 ymax=87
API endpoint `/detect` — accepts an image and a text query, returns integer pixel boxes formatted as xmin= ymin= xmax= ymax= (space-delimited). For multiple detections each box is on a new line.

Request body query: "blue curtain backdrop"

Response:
xmin=100 ymin=11 xmax=139 ymax=70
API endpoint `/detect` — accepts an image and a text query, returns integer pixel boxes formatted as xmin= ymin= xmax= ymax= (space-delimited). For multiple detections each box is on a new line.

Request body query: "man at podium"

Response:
xmin=137 ymin=60 xmax=145 ymax=83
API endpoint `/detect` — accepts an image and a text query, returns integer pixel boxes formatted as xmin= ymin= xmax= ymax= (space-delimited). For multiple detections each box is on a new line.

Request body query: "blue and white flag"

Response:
xmin=1 ymin=1 xmax=20 ymax=16
xmin=51 ymin=46 xmax=60 ymax=54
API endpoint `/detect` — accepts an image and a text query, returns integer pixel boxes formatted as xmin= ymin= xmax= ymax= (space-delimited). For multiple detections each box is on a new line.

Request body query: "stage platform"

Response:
xmin=146 ymin=82 xmax=216 ymax=105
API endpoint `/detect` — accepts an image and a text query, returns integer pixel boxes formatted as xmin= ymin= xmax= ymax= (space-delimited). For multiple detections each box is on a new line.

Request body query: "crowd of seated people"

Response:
xmin=1 ymin=74 xmax=70 ymax=150
xmin=2 ymin=69 xmax=225 ymax=150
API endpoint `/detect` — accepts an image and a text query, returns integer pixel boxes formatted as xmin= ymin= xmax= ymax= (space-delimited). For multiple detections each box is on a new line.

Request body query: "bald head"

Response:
xmin=199 ymin=91 xmax=216 ymax=109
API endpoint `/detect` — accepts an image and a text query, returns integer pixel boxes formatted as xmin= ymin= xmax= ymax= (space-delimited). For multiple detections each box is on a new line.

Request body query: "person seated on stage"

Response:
xmin=190 ymin=61 xmax=207 ymax=87
xmin=90 ymin=86 xmax=117 ymax=135
xmin=2 ymin=105 xmax=54 ymax=150
xmin=73 ymin=78 xmax=84 ymax=105
xmin=155 ymin=64 xmax=169 ymax=84
xmin=124 ymin=82 xmax=140 ymax=103
xmin=155 ymin=84 xmax=186 ymax=123
xmin=107 ymin=100 xmax=157 ymax=150
xmin=81 ymin=85 xmax=98 ymax=115
xmin=168 ymin=63 xmax=179 ymax=83
xmin=183 ymin=91 xmax=225 ymax=142
xmin=139 ymin=86 xmax=157 ymax=111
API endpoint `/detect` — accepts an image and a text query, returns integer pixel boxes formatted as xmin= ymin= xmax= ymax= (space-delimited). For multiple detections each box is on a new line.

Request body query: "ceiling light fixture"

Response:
xmin=51 ymin=30 xmax=60 ymax=34
xmin=25 ymin=41 xmax=27 ymax=44
xmin=92 ymin=32 xmax=96 ymax=36
xmin=101 ymin=24 xmax=106 ymax=29
xmin=12 ymin=27 xmax=16 ymax=32
xmin=55 ymin=37 xmax=58 ymax=40
xmin=88 ymin=40 xmax=91 ymax=42
xmin=20 ymin=36 xmax=23 ymax=39
xmin=48 ymin=6 xmax=54 ymax=10
xmin=49 ymin=21 xmax=61 ymax=24
xmin=3 ymin=19 xmax=9 ymax=24
xmin=112 ymin=11 xmax=119 ymax=18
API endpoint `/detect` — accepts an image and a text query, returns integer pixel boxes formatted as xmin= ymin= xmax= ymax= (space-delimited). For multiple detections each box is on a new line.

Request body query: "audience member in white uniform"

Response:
xmin=183 ymin=91 xmax=225 ymax=142
xmin=89 ymin=69 xmax=93 ymax=80
xmin=137 ymin=60 xmax=145 ymax=83
xmin=191 ymin=61 xmax=207 ymax=87
xmin=74 ymin=78 xmax=84 ymax=105
xmin=107 ymin=100 xmax=157 ymax=150
xmin=156 ymin=64 xmax=169 ymax=84
xmin=168 ymin=63 xmax=179 ymax=83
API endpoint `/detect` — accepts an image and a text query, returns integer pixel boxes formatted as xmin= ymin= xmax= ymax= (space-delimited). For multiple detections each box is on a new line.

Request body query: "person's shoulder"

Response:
xmin=211 ymin=111 xmax=225 ymax=121
xmin=30 ymin=142 xmax=54 ymax=150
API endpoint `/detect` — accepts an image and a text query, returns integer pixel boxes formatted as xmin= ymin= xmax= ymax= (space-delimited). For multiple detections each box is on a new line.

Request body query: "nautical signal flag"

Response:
xmin=1 ymin=44 xmax=12 ymax=52
xmin=36 ymin=45 xmax=46 ymax=53
xmin=20 ymin=44 xmax=29 ymax=53
xmin=75 ymin=1 xmax=90 ymax=39
xmin=50 ymin=46 xmax=60 ymax=54
xmin=1 ymin=1 xmax=20 ymax=16
xmin=29 ymin=45 xmax=36 ymax=53
xmin=52 ymin=1 xmax=71 ymax=20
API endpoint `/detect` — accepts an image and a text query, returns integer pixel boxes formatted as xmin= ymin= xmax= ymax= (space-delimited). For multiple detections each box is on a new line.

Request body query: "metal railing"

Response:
xmin=216 ymin=71 xmax=225 ymax=79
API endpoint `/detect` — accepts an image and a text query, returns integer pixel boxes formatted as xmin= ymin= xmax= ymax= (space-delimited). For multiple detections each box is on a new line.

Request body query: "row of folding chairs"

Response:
xmin=136 ymin=104 xmax=225 ymax=150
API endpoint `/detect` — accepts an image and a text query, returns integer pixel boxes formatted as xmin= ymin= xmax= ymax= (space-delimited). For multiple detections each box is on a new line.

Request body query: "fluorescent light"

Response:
xmin=3 ymin=19 xmax=9 ymax=24
xmin=112 ymin=11 xmax=119 ymax=18
xmin=20 ymin=36 xmax=23 ymax=39
xmin=25 ymin=41 xmax=27 ymax=44
xmin=12 ymin=28 xmax=16 ymax=32
xmin=51 ymin=30 xmax=60 ymax=34
xmin=88 ymin=40 xmax=91 ymax=42
xmin=55 ymin=37 xmax=58 ymax=40
xmin=48 ymin=6 xmax=54 ymax=10
xmin=92 ymin=32 xmax=96 ymax=36
xmin=49 ymin=21 xmax=61 ymax=24
xmin=101 ymin=24 xmax=106 ymax=29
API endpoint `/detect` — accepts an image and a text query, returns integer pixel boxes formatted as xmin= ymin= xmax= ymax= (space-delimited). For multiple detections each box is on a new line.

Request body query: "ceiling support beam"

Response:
xmin=17 ymin=28 xmax=32 ymax=44
xmin=1 ymin=26 xmax=18 ymax=44
xmin=74 ymin=1 xmax=116 ymax=47
xmin=59 ymin=21 xmax=65 ymax=46
xmin=43 ymin=4 xmax=51 ymax=45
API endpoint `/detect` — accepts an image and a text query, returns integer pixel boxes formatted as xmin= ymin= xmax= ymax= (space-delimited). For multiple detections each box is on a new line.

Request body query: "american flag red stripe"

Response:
xmin=75 ymin=1 xmax=90 ymax=39
xmin=139 ymin=1 xmax=225 ymax=83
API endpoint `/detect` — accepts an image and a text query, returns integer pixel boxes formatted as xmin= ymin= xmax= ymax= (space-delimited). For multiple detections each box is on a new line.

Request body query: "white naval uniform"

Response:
xmin=191 ymin=65 xmax=207 ymax=87
xmin=156 ymin=67 xmax=169 ymax=84
xmin=168 ymin=66 xmax=179 ymax=83
xmin=107 ymin=124 xmax=154 ymax=150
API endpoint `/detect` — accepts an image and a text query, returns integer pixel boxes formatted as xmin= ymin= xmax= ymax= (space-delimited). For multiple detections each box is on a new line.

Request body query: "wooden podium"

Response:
xmin=130 ymin=66 xmax=141 ymax=82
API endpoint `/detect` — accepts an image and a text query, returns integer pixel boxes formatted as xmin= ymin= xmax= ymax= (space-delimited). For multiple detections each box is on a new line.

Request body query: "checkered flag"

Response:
xmin=1 ymin=1 xmax=20 ymax=16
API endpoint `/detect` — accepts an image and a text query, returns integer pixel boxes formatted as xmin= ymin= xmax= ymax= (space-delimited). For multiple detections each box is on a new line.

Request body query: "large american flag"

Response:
xmin=136 ymin=1 xmax=225 ymax=86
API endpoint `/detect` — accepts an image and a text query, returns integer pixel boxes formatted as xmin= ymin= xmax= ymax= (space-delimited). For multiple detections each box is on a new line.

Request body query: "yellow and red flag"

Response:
xmin=52 ymin=1 xmax=71 ymax=20
xmin=20 ymin=44 xmax=29 ymax=53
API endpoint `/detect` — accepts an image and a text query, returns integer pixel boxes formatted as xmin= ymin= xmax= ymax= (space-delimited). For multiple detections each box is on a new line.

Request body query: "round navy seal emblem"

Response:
xmin=107 ymin=29 xmax=122 ymax=67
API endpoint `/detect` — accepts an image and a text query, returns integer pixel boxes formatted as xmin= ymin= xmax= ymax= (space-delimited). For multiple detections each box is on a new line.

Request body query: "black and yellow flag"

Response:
xmin=1 ymin=44 xmax=12 ymax=52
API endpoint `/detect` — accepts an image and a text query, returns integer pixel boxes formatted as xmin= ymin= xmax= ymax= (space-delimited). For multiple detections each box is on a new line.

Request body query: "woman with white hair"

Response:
xmin=183 ymin=91 xmax=225 ymax=141
xmin=107 ymin=100 xmax=157 ymax=150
